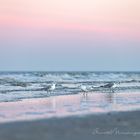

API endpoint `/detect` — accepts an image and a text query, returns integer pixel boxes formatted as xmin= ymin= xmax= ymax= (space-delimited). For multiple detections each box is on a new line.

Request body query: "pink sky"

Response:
xmin=0 ymin=0 xmax=140 ymax=71
xmin=0 ymin=0 xmax=140 ymax=40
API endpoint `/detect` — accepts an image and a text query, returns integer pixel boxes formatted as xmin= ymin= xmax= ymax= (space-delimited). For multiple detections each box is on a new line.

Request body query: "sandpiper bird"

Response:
xmin=44 ymin=83 xmax=56 ymax=94
xmin=100 ymin=82 xmax=119 ymax=92
xmin=100 ymin=83 xmax=117 ymax=88
xmin=79 ymin=85 xmax=88 ymax=95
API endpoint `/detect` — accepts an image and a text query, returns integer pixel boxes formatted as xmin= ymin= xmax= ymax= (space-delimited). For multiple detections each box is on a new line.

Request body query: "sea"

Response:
xmin=0 ymin=71 xmax=140 ymax=102
xmin=0 ymin=71 xmax=140 ymax=122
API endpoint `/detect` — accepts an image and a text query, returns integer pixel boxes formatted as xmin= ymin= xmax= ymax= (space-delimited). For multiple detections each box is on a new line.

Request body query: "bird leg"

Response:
xmin=83 ymin=92 xmax=87 ymax=97
xmin=47 ymin=91 xmax=50 ymax=96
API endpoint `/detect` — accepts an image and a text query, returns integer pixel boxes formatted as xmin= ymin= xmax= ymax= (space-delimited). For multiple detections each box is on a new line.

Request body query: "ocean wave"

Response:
xmin=0 ymin=71 xmax=140 ymax=102
xmin=0 ymin=78 xmax=31 ymax=87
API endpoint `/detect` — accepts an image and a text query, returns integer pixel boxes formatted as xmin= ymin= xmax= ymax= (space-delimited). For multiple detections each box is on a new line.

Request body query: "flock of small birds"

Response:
xmin=44 ymin=82 xmax=119 ymax=95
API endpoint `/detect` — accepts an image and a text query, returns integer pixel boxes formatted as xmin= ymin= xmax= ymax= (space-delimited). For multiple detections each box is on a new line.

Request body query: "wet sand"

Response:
xmin=0 ymin=111 xmax=140 ymax=140
xmin=0 ymin=92 xmax=140 ymax=140
xmin=1 ymin=92 xmax=140 ymax=123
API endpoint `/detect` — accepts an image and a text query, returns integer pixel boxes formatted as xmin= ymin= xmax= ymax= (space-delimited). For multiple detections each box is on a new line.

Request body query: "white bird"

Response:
xmin=44 ymin=83 xmax=56 ymax=94
xmin=79 ymin=85 xmax=88 ymax=95
xmin=49 ymin=83 xmax=56 ymax=91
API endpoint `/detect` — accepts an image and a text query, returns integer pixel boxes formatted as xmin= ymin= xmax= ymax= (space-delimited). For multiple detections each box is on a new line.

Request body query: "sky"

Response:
xmin=0 ymin=0 xmax=140 ymax=71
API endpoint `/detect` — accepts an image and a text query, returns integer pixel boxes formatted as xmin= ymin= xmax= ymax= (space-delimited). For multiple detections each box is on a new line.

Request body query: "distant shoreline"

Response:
xmin=0 ymin=71 xmax=140 ymax=73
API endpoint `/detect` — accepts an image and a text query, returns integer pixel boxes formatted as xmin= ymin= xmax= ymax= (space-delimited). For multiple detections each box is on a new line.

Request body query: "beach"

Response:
xmin=1 ymin=0 xmax=140 ymax=138
xmin=0 ymin=110 xmax=140 ymax=140
xmin=0 ymin=92 xmax=140 ymax=140
xmin=1 ymin=92 xmax=140 ymax=123
xmin=0 ymin=72 xmax=140 ymax=140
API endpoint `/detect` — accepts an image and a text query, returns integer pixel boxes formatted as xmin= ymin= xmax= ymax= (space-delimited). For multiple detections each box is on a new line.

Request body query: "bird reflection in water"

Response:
xmin=105 ymin=93 xmax=114 ymax=104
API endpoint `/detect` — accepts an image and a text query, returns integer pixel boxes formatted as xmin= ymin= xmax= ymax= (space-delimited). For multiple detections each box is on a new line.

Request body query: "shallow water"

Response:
xmin=0 ymin=92 xmax=140 ymax=123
